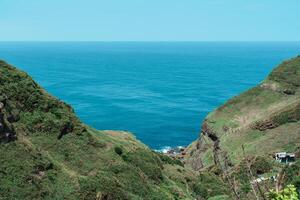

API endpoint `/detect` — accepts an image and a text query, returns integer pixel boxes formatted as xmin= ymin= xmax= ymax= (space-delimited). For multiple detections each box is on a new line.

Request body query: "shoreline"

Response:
xmin=155 ymin=145 xmax=187 ymax=160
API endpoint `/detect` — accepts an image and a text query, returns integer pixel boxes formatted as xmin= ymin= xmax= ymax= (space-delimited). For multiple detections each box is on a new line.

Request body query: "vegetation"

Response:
xmin=185 ymin=56 xmax=300 ymax=198
xmin=156 ymin=152 xmax=184 ymax=167
xmin=191 ymin=173 xmax=231 ymax=199
xmin=114 ymin=146 xmax=123 ymax=155
xmin=281 ymin=160 xmax=300 ymax=195
xmin=268 ymin=185 xmax=299 ymax=200
xmin=186 ymin=56 xmax=300 ymax=166
xmin=1 ymin=55 xmax=300 ymax=199
xmin=268 ymin=55 xmax=300 ymax=93
xmin=0 ymin=60 xmax=198 ymax=200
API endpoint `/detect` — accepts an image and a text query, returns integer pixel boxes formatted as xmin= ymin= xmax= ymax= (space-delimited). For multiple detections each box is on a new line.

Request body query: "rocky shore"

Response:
xmin=160 ymin=146 xmax=187 ymax=160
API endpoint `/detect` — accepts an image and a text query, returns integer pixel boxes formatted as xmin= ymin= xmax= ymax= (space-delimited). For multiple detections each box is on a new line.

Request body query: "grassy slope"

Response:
xmin=186 ymin=56 xmax=300 ymax=170
xmin=6 ymin=55 xmax=299 ymax=199
xmin=183 ymin=56 xmax=300 ymax=199
xmin=0 ymin=60 xmax=216 ymax=200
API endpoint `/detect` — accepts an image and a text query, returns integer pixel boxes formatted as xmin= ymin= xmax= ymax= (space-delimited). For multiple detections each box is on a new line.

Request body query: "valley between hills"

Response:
xmin=1 ymin=56 xmax=300 ymax=199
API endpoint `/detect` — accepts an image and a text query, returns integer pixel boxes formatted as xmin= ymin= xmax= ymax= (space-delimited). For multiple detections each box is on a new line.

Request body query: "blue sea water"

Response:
xmin=0 ymin=42 xmax=300 ymax=150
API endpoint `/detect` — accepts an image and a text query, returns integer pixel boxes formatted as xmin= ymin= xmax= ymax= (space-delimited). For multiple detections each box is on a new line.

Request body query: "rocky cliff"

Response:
xmin=185 ymin=56 xmax=300 ymax=171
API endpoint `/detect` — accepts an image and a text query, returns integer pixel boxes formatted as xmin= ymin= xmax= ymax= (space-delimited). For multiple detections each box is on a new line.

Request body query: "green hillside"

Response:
xmin=186 ymin=56 xmax=300 ymax=170
xmin=185 ymin=56 xmax=300 ymax=198
xmin=1 ymin=56 xmax=300 ymax=200
xmin=0 ymin=60 xmax=230 ymax=200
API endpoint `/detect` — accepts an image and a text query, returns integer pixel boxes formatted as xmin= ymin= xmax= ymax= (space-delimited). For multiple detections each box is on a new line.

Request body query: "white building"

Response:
xmin=275 ymin=152 xmax=295 ymax=163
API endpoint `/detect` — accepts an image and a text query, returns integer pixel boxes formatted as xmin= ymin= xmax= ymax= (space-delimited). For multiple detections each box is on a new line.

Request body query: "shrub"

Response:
xmin=251 ymin=156 xmax=272 ymax=175
xmin=123 ymin=150 xmax=163 ymax=182
xmin=268 ymin=185 xmax=298 ymax=200
xmin=192 ymin=173 xmax=230 ymax=199
xmin=282 ymin=160 xmax=300 ymax=195
xmin=156 ymin=152 xmax=184 ymax=167
xmin=114 ymin=146 xmax=123 ymax=156
xmin=208 ymin=195 xmax=231 ymax=200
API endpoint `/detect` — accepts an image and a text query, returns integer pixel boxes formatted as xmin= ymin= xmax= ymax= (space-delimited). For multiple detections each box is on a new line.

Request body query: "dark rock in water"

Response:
xmin=163 ymin=146 xmax=187 ymax=160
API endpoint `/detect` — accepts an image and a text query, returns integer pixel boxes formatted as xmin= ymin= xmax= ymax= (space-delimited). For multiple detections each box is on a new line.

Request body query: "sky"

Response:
xmin=0 ymin=0 xmax=300 ymax=41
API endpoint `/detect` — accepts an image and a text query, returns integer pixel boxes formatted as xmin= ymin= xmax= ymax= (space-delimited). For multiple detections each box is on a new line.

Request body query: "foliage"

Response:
xmin=2 ymin=55 xmax=300 ymax=199
xmin=156 ymin=152 xmax=184 ymax=167
xmin=281 ymin=160 xmax=300 ymax=196
xmin=268 ymin=185 xmax=299 ymax=200
xmin=0 ymin=60 xmax=200 ymax=199
xmin=122 ymin=149 xmax=164 ymax=182
xmin=207 ymin=195 xmax=231 ymax=200
xmin=114 ymin=146 xmax=123 ymax=155
xmin=191 ymin=172 xmax=231 ymax=199
xmin=251 ymin=156 xmax=273 ymax=175
xmin=186 ymin=56 xmax=300 ymax=168
xmin=268 ymin=56 xmax=300 ymax=89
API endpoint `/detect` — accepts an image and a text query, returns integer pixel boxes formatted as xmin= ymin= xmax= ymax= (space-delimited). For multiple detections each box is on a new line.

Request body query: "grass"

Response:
xmin=2 ymin=55 xmax=300 ymax=199
xmin=185 ymin=56 xmax=300 ymax=198
xmin=0 ymin=60 xmax=231 ymax=199
xmin=188 ymin=56 xmax=300 ymax=165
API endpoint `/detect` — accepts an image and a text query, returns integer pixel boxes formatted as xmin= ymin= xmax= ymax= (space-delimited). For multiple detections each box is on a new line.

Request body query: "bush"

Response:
xmin=251 ymin=156 xmax=272 ymax=175
xmin=79 ymin=174 xmax=129 ymax=200
xmin=268 ymin=57 xmax=300 ymax=88
xmin=282 ymin=160 xmax=300 ymax=195
xmin=123 ymin=150 xmax=163 ymax=182
xmin=208 ymin=195 xmax=231 ymax=200
xmin=268 ymin=185 xmax=298 ymax=200
xmin=156 ymin=152 xmax=184 ymax=167
xmin=114 ymin=146 xmax=123 ymax=156
xmin=192 ymin=173 xmax=230 ymax=199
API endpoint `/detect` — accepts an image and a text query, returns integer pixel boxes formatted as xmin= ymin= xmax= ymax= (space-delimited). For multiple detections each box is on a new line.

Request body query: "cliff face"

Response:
xmin=185 ymin=56 xmax=300 ymax=171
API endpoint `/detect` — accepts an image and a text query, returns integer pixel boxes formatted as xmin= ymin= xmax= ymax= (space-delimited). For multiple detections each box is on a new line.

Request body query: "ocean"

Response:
xmin=0 ymin=42 xmax=300 ymax=150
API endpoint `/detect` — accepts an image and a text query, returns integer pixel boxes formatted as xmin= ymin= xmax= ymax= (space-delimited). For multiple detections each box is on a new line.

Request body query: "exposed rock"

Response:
xmin=187 ymin=151 xmax=204 ymax=170
xmin=251 ymin=119 xmax=278 ymax=131
xmin=252 ymin=102 xmax=300 ymax=131
xmin=186 ymin=56 xmax=300 ymax=174
xmin=202 ymin=121 xmax=219 ymax=141
xmin=58 ymin=121 xmax=74 ymax=139
xmin=183 ymin=121 xmax=222 ymax=171
xmin=283 ymin=89 xmax=296 ymax=95
xmin=0 ymin=103 xmax=17 ymax=143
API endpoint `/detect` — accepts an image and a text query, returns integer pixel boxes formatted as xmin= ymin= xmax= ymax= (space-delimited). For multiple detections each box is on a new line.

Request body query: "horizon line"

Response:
xmin=1 ymin=40 xmax=300 ymax=43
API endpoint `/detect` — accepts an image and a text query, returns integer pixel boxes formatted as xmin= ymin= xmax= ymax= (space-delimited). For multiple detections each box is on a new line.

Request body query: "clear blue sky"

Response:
xmin=1 ymin=0 xmax=300 ymax=41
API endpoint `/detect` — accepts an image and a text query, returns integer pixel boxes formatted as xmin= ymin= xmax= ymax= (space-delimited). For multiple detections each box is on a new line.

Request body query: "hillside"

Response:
xmin=1 ymin=56 xmax=300 ymax=200
xmin=183 ymin=56 xmax=300 ymax=198
xmin=0 ymin=60 xmax=233 ymax=200
xmin=185 ymin=56 xmax=300 ymax=171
